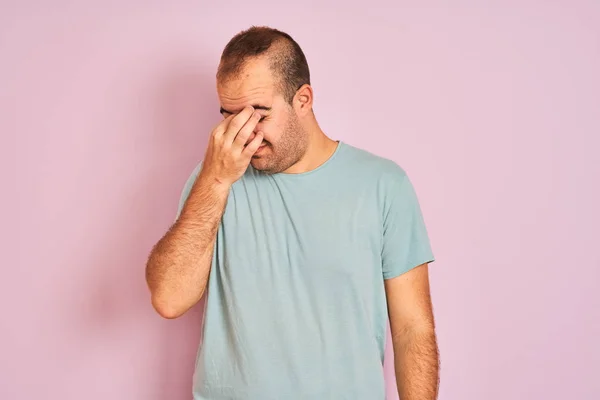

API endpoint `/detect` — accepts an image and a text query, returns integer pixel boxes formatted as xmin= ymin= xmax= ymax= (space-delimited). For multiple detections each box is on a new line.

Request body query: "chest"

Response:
xmin=216 ymin=175 xmax=383 ymax=281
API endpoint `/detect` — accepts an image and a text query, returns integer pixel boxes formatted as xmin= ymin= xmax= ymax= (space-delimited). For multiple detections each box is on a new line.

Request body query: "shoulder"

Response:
xmin=182 ymin=161 xmax=204 ymax=192
xmin=338 ymin=144 xmax=421 ymax=217
xmin=340 ymin=142 xmax=409 ymax=185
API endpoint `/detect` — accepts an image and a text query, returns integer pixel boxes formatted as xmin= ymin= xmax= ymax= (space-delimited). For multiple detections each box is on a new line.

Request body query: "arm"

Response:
xmin=145 ymin=173 xmax=230 ymax=319
xmin=145 ymin=106 xmax=264 ymax=319
xmin=385 ymin=263 xmax=439 ymax=400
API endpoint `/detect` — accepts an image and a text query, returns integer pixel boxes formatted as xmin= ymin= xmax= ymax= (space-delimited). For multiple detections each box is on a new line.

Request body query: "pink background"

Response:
xmin=4 ymin=1 xmax=599 ymax=399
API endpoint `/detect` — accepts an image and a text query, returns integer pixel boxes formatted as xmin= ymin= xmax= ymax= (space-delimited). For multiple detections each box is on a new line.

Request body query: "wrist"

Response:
xmin=198 ymin=170 xmax=232 ymax=194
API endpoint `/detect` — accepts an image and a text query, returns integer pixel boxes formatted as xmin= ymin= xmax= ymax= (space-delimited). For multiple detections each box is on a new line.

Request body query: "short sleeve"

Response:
xmin=381 ymin=170 xmax=435 ymax=280
xmin=174 ymin=161 xmax=203 ymax=220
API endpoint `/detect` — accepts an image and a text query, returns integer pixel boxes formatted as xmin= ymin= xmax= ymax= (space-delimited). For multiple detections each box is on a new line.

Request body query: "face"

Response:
xmin=217 ymin=58 xmax=308 ymax=174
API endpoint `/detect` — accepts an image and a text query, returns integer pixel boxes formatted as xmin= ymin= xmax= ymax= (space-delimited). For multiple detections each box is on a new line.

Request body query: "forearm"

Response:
xmin=146 ymin=173 xmax=230 ymax=318
xmin=393 ymin=328 xmax=440 ymax=400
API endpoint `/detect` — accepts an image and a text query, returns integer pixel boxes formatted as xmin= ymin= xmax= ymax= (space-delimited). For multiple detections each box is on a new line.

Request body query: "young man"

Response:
xmin=146 ymin=26 xmax=439 ymax=400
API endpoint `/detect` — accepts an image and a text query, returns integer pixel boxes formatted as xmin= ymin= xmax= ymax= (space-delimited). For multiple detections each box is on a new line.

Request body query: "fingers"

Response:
xmin=212 ymin=114 xmax=235 ymax=137
xmin=232 ymin=111 xmax=261 ymax=150
xmin=242 ymin=131 xmax=264 ymax=158
xmin=211 ymin=115 xmax=234 ymax=148
xmin=222 ymin=106 xmax=255 ymax=143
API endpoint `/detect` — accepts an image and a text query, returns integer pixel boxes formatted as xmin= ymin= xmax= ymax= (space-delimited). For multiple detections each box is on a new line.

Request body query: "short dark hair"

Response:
xmin=217 ymin=26 xmax=311 ymax=104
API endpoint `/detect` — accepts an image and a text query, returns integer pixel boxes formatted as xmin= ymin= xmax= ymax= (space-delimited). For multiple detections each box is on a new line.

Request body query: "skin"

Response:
xmin=145 ymin=54 xmax=439 ymax=398
xmin=217 ymin=57 xmax=338 ymax=175
xmin=386 ymin=263 xmax=440 ymax=399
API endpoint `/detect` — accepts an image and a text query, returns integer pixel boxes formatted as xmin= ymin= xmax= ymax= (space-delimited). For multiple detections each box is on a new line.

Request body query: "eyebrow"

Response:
xmin=219 ymin=105 xmax=272 ymax=115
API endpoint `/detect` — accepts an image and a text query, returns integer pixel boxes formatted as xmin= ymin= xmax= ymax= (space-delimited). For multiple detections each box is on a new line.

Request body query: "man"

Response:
xmin=146 ymin=26 xmax=439 ymax=400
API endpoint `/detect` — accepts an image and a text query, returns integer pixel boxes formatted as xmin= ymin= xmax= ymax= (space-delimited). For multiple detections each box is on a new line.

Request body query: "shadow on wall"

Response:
xmin=80 ymin=54 xmax=219 ymax=399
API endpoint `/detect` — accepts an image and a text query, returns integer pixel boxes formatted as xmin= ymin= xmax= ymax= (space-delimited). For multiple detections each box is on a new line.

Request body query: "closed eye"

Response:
xmin=218 ymin=112 xmax=266 ymax=122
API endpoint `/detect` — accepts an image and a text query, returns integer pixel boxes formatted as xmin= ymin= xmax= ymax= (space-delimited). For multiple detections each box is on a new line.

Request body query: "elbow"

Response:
xmin=150 ymin=293 xmax=188 ymax=319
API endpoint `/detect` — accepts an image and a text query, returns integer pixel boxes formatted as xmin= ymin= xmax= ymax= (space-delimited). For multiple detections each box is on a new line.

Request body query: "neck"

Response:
xmin=283 ymin=115 xmax=338 ymax=174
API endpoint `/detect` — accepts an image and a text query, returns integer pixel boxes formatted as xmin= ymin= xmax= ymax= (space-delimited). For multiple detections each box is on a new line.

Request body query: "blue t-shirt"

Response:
xmin=176 ymin=141 xmax=435 ymax=399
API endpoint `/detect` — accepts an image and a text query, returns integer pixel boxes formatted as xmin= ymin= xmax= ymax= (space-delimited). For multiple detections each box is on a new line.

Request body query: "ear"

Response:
xmin=293 ymin=84 xmax=313 ymax=116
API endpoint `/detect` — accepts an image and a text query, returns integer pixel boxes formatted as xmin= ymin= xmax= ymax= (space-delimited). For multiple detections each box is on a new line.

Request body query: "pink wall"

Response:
xmin=4 ymin=1 xmax=599 ymax=399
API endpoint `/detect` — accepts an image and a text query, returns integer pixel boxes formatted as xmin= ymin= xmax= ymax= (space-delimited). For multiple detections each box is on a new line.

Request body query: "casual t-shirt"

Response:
xmin=175 ymin=141 xmax=435 ymax=400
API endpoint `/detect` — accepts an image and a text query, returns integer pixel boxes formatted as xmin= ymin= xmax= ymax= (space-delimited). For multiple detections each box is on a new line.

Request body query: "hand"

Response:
xmin=200 ymin=106 xmax=264 ymax=186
